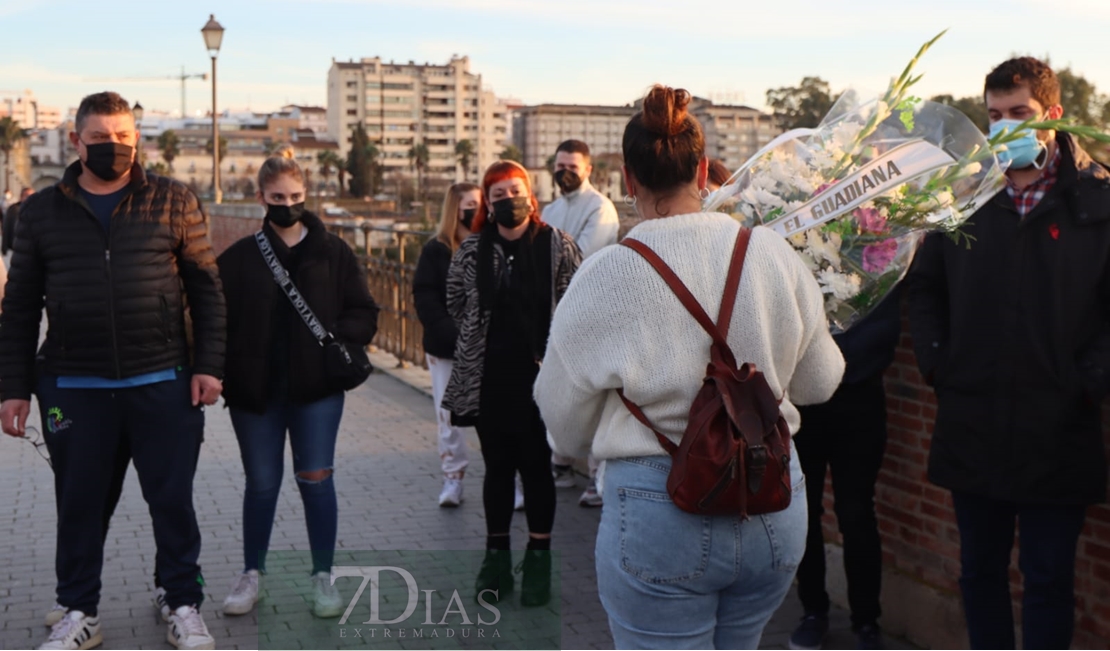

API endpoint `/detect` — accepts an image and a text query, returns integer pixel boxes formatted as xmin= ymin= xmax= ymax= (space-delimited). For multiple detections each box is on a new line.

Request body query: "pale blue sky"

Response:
xmin=2 ymin=0 xmax=1109 ymax=116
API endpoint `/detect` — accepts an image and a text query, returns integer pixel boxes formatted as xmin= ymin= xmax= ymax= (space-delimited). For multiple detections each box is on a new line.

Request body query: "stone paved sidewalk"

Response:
xmin=0 ymin=365 xmax=912 ymax=650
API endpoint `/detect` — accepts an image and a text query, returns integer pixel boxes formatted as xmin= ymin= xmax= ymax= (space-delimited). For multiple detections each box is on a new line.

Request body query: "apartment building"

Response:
xmin=0 ymin=89 xmax=62 ymax=130
xmin=513 ymin=104 xmax=635 ymax=170
xmin=689 ymin=99 xmax=779 ymax=171
xmin=327 ymin=55 xmax=509 ymax=183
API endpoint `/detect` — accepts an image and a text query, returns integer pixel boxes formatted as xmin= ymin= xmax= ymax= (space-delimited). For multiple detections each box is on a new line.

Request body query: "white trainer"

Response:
xmin=153 ymin=586 xmax=170 ymax=621
xmin=514 ymin=477 xmax=525 ymax=511
xmin=166 ymin=605 xmax=215 ymax=650
xmin=312 ymin=572 xmax=344 ymax=618
xmin=552 ymin=464 xmax=577 ymax=489
xmin=438 ymin=478 xmax=464 ymax=507
xmin=222 ymin=570 xmax=261 ymax=616
xmin=38 ymin=610 xmax=101 ymax=650
xmin=43 ymin=602 xmax=67 ymax=628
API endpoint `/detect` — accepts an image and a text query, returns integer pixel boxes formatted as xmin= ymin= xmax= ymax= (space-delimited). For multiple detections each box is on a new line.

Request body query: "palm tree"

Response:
xmin=316 ymin=149 xmax=343 ymax=196
xmin=408 ymin=143 xmax=430 ymax=200
xmin=499 ymin=144 xmax=523 ymax=164
xmin=335 ymin=156 xmax=348 ymax=198
xmin=157 ymin=130 xmax=181 ymax=174
xmin=454 ymin=139 xmax=475 ymax=180
xmin=0 ymin=117 xmax=28 ymax=193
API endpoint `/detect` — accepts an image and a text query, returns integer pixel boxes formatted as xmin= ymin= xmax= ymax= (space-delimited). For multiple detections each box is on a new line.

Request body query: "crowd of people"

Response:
xmin=0 ymin=54 xmax=1107 ymax=651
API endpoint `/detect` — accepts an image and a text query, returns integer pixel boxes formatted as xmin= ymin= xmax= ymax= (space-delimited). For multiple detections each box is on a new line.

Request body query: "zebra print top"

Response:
xmin=441 ymin=224 xmax=582 ymax=426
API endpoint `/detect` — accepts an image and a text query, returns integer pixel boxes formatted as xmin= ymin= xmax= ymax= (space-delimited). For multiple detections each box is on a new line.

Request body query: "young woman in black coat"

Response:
xmin=414 ymin=182 xmax=480 ymax=507
xmin=215 ymin=151 xmax=379 ymax=619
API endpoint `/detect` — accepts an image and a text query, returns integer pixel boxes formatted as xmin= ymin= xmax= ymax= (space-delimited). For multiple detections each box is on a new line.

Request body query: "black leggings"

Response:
xmin=475 ymin=405 xmax=556 ymax=537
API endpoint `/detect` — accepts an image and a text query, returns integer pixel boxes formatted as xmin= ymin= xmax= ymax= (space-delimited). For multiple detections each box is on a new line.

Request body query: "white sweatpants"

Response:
xmin=427 ymin=354 xmax=470 ymax=477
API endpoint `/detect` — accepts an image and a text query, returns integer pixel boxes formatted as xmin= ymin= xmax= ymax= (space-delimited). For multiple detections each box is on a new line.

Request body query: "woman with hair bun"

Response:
xmin=536 ymin=86 xmax=845 ymax=648
xmin=441 ymin=160 xmax=582 ymax=608
xmin=216 ymin=152 xmax=380 ymax=619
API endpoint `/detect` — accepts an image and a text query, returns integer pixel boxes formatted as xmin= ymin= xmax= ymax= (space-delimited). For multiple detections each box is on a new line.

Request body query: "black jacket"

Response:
xmin=413 ymin=238 xmax=459 ymax=359
xmin=0 ymin=162 xmax=227 ymax=400
xmin=217 ymin=212 xmax=379 ymax=413
xmin=834 ymin=284 xmax=903 ymax=384
xmin=2 ymin=200 xmax=22 ymax=255
xmin=906 ymin=135 xmax=1110 ymax=505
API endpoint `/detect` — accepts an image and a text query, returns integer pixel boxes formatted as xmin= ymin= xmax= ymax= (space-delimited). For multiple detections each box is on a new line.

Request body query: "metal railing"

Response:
xmin=327 ymin=222 xmax=433 ymax=368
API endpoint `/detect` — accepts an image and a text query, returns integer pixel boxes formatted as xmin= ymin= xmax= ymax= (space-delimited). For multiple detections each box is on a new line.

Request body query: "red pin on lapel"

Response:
xmin=1049 ymin=223 xmax=1060 ymax=240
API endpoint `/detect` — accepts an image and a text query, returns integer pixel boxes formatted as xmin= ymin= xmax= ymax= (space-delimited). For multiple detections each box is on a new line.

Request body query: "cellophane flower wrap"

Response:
xmin=704 ymin=33 xmax=1006 ymax=332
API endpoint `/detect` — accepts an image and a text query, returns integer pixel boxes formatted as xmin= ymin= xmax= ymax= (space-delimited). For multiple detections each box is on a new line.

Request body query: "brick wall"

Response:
xmin=206 ymin=204 xmax=263 ymax=256
xmin=820 ymin=307 xmax=1110 ymax=648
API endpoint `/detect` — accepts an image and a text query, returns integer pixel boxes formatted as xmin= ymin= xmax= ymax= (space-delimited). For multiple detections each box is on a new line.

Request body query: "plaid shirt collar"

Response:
xmin=1005 ymin=145 xmax=1062 ymax=217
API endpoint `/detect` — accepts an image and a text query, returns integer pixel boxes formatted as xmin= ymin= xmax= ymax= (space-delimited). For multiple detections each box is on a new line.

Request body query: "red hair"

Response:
xmin=472 ymin=160 xmax=542 ymax=231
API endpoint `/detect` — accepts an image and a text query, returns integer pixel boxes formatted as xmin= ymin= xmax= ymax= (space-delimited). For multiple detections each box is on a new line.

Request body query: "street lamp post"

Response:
xmin=132 ymin=101 xmax=144 ymax=167
xmin=201 ymin=14 xmax=224 ymax=203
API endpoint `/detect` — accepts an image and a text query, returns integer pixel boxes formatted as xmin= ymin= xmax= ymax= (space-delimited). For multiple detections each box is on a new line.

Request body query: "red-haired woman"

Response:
xmin=441 ymin=160 xmax=581 ymax=607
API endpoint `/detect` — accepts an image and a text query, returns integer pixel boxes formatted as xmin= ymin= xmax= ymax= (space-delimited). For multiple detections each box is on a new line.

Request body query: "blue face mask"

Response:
xmin=989 ymin=118 xmax=1047 ymax=170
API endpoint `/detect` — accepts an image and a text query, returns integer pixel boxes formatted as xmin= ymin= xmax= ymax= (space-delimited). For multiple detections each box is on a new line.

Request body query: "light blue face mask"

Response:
xmin=989 ymin=118 xmax=1047 ymax=170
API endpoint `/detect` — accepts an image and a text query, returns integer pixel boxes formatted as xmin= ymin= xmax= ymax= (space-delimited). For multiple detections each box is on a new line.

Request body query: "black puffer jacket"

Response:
xmin=413 ymin=238 xmax=459 ymax=359
xmin=0 ymin=161 xmax=226 ymax=400
xmin=906 ymin=135 xmax=1110 ymax=505
xmin=217 ymin=212 xmax=379 ymax=413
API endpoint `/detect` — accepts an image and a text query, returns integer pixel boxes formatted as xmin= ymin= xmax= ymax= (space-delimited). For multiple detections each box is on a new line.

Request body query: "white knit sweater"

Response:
xmin=535 ymin=212 xmax=845 ymax=463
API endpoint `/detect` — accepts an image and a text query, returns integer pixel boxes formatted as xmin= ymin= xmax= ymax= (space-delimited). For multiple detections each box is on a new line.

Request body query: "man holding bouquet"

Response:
xmin=907 ymin=57 xmax=1110 ymax=649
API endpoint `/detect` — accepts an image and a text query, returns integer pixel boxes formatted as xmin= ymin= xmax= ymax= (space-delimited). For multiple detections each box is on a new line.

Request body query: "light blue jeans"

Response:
xmin=595 ymin=450 xmax=808 ymax=650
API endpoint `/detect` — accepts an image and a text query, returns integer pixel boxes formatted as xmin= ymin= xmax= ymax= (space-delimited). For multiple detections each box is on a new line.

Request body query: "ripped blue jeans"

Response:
xmin=595 ymin=449 xmax=808 ymax=649
xmin=230 ymin=391 xmax=345 ymax=575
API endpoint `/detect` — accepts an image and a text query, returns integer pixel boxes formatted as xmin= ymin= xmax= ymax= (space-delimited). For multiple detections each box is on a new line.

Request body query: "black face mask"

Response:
xmin=490 ymin=196 xmax=531 ymax=228
xmin=553 ymin=169 xmax=583 ymax=194
xmin=266 ymin=202 xmax=305 ymax=228
xmin=82 ymin=142 xmax=134 ymax=181
xmin=460 ymin=208 xmax=477 ymax=229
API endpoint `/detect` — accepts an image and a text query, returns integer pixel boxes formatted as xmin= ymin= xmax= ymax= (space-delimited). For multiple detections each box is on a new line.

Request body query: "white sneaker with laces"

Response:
xmin=514 ymin=477 xmax=525 ymax=511
xmin=579 ymin=480 xmax=603 ymax=507
xmin=43 ymin=602 xmax=67 ymax=628
xmin=312 ymin=572 xmax=344 ymax=618
xmin=222 ymin=570 xmax=261 ymax=615
xmin=552 ymin=464 xmax=577 ymax=489
xmin=38 ymin=610 xmax=101 ymax=650
xmin=438 ymin=478 xmax=464 ymax=507
xmin=166 ymin=605 xmax=215 ymax=650
xmin=153 ymin=586 xmax=170 ymax=622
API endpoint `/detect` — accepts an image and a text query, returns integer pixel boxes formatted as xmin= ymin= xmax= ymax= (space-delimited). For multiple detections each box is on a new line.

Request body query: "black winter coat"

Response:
xmin=217 ymin=212 xmax=379 ymax=414
xmin=906 ymin=135 xmax=1110 ymax=505
xmin=0 ymin=162 xmax=226 ymax=400
xmin=413 ymin=238 xmax=459 ymax=359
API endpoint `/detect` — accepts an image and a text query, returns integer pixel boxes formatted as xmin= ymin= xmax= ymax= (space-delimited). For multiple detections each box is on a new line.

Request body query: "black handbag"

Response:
xmin=255 ymin=231 xmax=373 ymax=392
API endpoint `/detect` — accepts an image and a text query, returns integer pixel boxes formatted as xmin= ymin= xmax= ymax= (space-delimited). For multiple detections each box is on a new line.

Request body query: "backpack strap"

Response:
xmin=616 ymin=227 xmax=753 ymax=456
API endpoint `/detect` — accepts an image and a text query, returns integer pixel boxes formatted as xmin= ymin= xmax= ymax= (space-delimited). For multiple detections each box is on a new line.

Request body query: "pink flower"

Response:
xmin=862 ymin=239 xmax=898 ymax=273
xmin=813 ymin=183 xmax=832 ymax=197
xmin=854 ymin=207 xmax=887 ymax=234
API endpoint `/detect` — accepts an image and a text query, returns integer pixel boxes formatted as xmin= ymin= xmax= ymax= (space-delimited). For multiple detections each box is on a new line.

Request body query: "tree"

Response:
xmin=766 ymin=77 xmax=837 ymax=129
xmin=205 ymin=135 xmax=228 ymax=163
xmin=408 ymin=143 xmax=430 ymax=199
xmin=0 ymin=116 xmax=28 ymax=193
xmin=545 ymin=154 xmax=556 ymax=176
xmin=930 ymin=94 xmax=990 ymax=133
xmin=1056 ymin=67 xmax=1107 ymax=128
xmin=156 ymin=130 xmax=181 ymax=173
xmin=346 ymin=124 xmax=375 ymax=198
xmin=145 ymin=161 xmax=170 ymax=176
xmin=455 ymin=139 xmax=475 ymax=180
xmin=335 ymin=156 xmax=348 ymax=198
xmin=316 ymin=149 xmax=343 ymax=196
xmin=499 ymin=144 xmax=523 ymax=164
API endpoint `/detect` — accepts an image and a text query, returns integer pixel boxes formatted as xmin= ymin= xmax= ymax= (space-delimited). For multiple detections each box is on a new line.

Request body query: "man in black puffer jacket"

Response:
xmin=907 ymin=58 xmax=1110 ymax=650
xmin=0 ymin=91 xmax=226 ymax=650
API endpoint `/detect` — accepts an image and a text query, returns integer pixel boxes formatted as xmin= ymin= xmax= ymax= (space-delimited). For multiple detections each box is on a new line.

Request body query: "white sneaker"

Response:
xmin=552 ymin=464 xmax=577 ymax=489
xmin=312 ymin=572 xmax=344 ymax=618
xmin=43 ymin=602 xmax=67 ymax=627
xmin=579 ymin=480 xmax=603 ymax=508
xmin=438 ymin=478 xmax=464 ymax=507
xmin=166 ymin=605 xmax=215 ymax=650
xmin=38 ymin=610 xmax=101 ymax=650
xmin=222 ymin=570 xmax=261 ymax=615
xmin=514 ymin=477 xmax=525 ymax=511
xmin=153 ymin=586 xmax=170 ymax=622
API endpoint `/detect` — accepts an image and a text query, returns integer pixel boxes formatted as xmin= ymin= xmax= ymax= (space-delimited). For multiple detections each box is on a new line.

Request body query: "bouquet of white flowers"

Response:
xmin=704 ymin=32 xmax=1007 ymax=331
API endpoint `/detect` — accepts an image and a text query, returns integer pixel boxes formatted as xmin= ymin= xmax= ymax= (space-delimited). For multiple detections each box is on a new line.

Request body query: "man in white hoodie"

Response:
xmin=541 ymin=139 xmax=619 ymax=506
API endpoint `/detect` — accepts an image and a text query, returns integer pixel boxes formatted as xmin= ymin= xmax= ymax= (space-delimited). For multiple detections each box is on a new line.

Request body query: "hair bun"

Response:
xmin=273 ymin=143 xmax=295 ymax=160
xmin=640 ymin=85 xmax=692 ymax=137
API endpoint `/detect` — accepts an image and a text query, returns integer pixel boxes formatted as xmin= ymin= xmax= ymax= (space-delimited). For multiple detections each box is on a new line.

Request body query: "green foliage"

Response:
xmin=766 ymin=77 xmax=837 ymax=129
xmin=204 ymin=135 xmax=228 ymax=161
xmin=499 ymin=144 xmax=523 ymax=164
xmin=157 ymin=130 xmax=181 ymax=171
xmin=346 ymin=124 xmax=377 ymax=198
xmin=929 ymin=94 xmax=990 ymax=133
xmin=454 ymin=139 xmax=475 ymax=180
